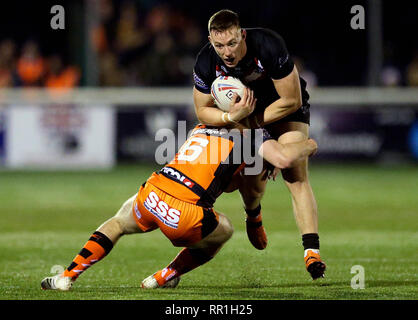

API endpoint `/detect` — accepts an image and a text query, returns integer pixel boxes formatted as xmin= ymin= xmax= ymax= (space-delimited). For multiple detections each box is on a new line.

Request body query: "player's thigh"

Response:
xmin=190 ymin=212 xmax=233 ymax=249
xmin=114 ymin=194 xmax=144 ymax=234
xmin=273 ymin=121 xmax=309 ymax=142
xmin=275 ymin=121 xmax=310 ymax=183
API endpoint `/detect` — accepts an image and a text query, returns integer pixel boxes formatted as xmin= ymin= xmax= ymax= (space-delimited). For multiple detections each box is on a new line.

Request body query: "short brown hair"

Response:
xmin=208 ymin=9 xmax=240 ymax=33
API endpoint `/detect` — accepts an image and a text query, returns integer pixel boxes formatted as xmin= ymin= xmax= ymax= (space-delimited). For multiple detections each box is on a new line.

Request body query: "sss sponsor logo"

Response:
xmin=144 ymin=191 xmax=181 ymax=228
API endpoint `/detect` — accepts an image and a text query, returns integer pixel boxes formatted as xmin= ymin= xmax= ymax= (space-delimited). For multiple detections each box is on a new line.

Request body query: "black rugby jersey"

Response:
xmin=193 ymin=28 xmax=310 ymax=113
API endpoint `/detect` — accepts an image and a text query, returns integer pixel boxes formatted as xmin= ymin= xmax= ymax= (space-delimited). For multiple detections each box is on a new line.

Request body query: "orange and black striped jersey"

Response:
xmin=146 ymin=124 xmax=274 ymax=208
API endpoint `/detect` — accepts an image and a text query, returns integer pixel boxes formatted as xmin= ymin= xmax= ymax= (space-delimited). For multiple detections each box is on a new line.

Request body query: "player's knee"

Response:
xmin=241 ymin=191 xmax=264 ymax=207
xmin=281 ymin=164 xmax=308 ymax=184
xmin=113 ymin=195 xmax=140 ymax=235
xmin=110 ymin=215 xmax=128 ymax=235
xmin=98 ymin=216 xmax=124 ymax=238
xmin=284 ymin=179 xmax=312 ymax=196
xmin=224 ymin=221 xmax=234 ymax=242
xmin=219 ymin=215 xmax=234 ymax=243
xmin=241 ymin=183 xmax=264 ymax=199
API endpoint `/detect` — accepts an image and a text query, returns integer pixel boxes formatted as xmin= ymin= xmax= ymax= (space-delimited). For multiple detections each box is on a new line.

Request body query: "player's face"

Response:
xmin=209 ymin=27 xmax=246 ymax=68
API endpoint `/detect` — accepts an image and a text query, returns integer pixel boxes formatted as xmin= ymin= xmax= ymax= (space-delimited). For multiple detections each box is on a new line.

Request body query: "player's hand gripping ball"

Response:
xmin=211 ymin=76 xmax=246 ymax=111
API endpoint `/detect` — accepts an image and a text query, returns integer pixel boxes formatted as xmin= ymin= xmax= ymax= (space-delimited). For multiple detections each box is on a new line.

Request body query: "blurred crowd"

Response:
xmin=93 ymin=0 xmax=203 ymax=87
xmin=0 ymin=0 xmax=204 ymax=89
xmin=0 ymin=0 xmax=417 ymax=88
xmin=0 ymin=38 xmax=80 ymax=88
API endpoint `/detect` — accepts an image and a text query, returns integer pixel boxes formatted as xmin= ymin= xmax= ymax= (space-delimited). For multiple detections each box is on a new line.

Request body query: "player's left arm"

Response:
xmin=250 ymin=65 xmax=302 ymax=127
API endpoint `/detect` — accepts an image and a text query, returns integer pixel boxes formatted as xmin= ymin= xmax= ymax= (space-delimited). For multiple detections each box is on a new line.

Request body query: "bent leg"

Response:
xmin=97 ymin=194 xmax=144 ymax=243
xmin=147 ymin=213 xmax=234 ymax=287
xmin=238 ymin=171 xmax=269 ymax=249
xmin=63 ymin=194 xmax=143 ymax=280
xmin=189 ymin=212 xmax=234 ymax=254
xmin=42 ymin=193 xmax=145 ymax=290
xmin=238 ymin=169 xmax=268 ymax=210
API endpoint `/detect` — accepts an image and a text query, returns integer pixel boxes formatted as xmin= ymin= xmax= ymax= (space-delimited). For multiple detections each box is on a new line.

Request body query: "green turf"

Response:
xmin=0 ymin=163 xmax=417 ymax=300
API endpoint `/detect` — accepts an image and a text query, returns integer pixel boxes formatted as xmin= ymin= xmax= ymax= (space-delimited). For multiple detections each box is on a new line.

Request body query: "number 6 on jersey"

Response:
xmin=177 ymin=137 xmax=209 ymax=162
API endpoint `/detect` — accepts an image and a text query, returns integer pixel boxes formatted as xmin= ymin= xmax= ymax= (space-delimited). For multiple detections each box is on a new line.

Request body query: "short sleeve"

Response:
xmin=193 ymin=68 xmax=211 ymax=94
xmin=262 ymin=30 xmax=294 ymax=80
xmin=193 ymin=48 xmax=213 ymax=94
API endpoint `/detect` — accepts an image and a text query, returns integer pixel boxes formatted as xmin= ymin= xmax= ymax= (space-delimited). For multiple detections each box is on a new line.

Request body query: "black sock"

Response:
xmin=245 ymin=204 xmax=261 ymax=217
xmin=89 ymin=231 xmax=114 ymax=254
xmin=302 ymin=233 xmax=320 ymax=250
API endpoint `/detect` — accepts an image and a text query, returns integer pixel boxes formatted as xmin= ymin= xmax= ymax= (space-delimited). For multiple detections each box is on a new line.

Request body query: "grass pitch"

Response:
xmin=0 ymin=163 xmax=417 ymax=300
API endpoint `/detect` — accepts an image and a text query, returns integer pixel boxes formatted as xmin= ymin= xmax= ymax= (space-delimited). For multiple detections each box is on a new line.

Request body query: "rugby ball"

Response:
xmin=211 ymin=76 xmax=246 ymax=111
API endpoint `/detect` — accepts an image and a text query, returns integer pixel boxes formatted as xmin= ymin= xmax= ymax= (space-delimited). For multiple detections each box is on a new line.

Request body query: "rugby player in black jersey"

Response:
xmin=192 ymin=9 xmax=325 ymax=280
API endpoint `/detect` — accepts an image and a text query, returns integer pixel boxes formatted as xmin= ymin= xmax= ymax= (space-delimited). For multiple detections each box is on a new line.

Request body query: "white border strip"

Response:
xmin=0 ymin=87 xmax=417 ymax=106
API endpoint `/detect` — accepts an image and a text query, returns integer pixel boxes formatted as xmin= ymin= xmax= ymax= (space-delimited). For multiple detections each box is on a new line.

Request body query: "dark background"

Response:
xmin=1 ymin=0 xmax=417 ymax=87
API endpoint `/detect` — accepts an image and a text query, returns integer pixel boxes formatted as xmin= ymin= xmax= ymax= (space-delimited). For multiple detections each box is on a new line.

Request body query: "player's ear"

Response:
xmin=241 ymin=29 xmax=246 ymax=40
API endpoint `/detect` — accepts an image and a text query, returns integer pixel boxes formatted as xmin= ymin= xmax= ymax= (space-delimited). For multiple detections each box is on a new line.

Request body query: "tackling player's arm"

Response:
xmin=249 ymin=65 xmax=302 ymax=127
xmin=259 ymin=136 xmax=317 ymax=169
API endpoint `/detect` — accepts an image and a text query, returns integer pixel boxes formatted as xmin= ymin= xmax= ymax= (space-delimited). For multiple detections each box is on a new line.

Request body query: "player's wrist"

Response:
xmin=222 ymin=112 xmax=238 ymax=124
xmin=227 ymin=113 xmax=239 ymax=123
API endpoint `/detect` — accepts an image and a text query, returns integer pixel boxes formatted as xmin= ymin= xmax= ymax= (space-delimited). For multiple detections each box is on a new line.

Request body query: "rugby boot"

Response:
xmin=41 ymin=274 xmax=73 ymax=291
xmin=304 ymin=249 xmax=326 ymax=280
xmin=246 ymin=213 xmax=267 ymax=250
xmin=141 ymin=268 xmax=181 ymax=289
